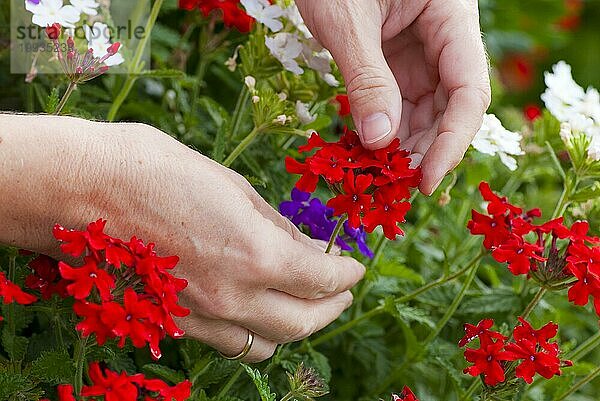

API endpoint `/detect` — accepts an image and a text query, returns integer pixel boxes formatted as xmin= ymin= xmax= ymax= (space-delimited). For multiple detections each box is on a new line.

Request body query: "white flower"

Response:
xmin=471 ymin=114 xmax=524 ymax=171
xmin=265 ymin=32 xmax=303 ymax=75
xmin=84 ymin=22 xmax=124 ymax=66
xmin=274 ymin=114 xmax=290 ymax=125
xmin=25 ymin=0 xmax=81 ymax=28
xmin=70 ymin=0 xmax=99 ymax=16
xmin=295 ymin=101 xmax=316 ymax=125
xmin=244 ymin=75 xmax=256 ymax=91
xmin=240 ymin=0 xmax=284 ymax=32
xmin=252 ymin=95 xmax=260 ymax=103
xmin=284 ymin=4 xmax=312 ymax=38
xmin=588 ymin=134 xmax=600 ymax=161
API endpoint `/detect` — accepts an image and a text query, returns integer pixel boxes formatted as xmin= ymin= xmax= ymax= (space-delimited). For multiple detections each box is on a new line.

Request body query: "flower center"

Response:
xmin=529 ymin=355 xmax=536 ymax=361
xmin=89 ymin=273 xmax=97 ymax=279
xmin=126 ymin=314 xmax=133 ymax=321
xmin=352 ymin=194 xmax=359 ymax=202
xmin=517 ymin=249 xmax=524 ymax=254
xmin=486 ymin=355 xmax=493 ymax=362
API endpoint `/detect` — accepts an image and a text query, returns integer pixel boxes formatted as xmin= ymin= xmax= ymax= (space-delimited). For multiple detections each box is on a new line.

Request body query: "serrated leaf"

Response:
xmin=142 ymin=364 xmax=186 ymax=384
xmin=460 ymin=292 xmax=520 ymax=314
xmin=0 ymin=371 xmax=41 ymax=401
xmin=571 ymin=182 xmax=600 ymax=202
xmin=2 ymin=329 xmax=29 ymax=361
xmin=45 ymin=88 xmax=60 ymax=114
xmin=378 ymin=263 xmax=424 ymax=284
xmin=198 ymin=97 xmax=231 ymax=162
xmin=30 ymin=350 xmax=75 ymax=385
xmin=388 ymin=301 xmax=435 ymax=329
xmin=242 ymin=364 xmax=276 ymax=401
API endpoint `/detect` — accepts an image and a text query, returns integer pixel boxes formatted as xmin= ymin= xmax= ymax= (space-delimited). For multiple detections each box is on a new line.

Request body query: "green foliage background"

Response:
xmin=1 ymin=1 xmax=600 ymax=401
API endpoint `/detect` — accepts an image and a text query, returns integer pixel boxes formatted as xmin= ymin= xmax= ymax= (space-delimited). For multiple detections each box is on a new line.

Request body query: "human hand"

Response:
xmin=296 ymin=0 xmax=491 ymax=195
xmin=0 ymin=115 xmax=365 ymax=363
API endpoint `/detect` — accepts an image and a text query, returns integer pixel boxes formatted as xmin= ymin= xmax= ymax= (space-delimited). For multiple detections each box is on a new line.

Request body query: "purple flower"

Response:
xmin=280 ymin=188 xmax=373 ymax=258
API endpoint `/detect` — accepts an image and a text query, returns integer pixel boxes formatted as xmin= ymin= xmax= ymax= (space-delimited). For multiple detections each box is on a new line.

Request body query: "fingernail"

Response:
xmin=409 ymin=153 xmax=423 ymax=169
xmin=430 ymin=176 xmax=444 ymax=194
xmin=360 ymin=113 xmax=391 ymax=144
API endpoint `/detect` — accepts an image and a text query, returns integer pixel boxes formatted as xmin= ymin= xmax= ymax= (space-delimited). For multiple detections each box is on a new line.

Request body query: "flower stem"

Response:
xmin=555 ymin=365 xmax=600 ymax=401
xmin=229 ymin=85 xmax=250 ymax=140
xmin=520 ymin=287 xmax=547 ymax=321
xmin=352 ymin=234 xmax=387 ymax=318
xmin=566 ymin=330 xmax=600 ymax=362
xmin=325 ymin=216 xmax=347 ymax=254
xmin=73 ymin=335 xmax=89 ymax=395
xmin=422 ymin=256 xmax=481 ymax=345
xmin=222 ymin=126 xmax=261 ymax=167
xmin=107 ymin=0 xmax=164 ymax=121
xmin=280 ymin=392 xmax=294 ymax=401
xmin=54 ymin=81 xmax=77 ymax=115
xmin=459 ymin=379 xmax=481 ymax=401
xmin=216 ymin=364 xmax=243 ymax=398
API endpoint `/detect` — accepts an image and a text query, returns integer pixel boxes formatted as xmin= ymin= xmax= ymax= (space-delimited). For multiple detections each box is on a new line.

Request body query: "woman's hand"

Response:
xmin=0 ymin=114 xmax=365 ymax=362
xmin=296 ymin=0 xmax=491 ymax=195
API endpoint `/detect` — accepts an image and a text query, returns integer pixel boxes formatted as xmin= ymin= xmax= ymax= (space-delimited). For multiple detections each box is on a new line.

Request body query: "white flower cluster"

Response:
xmin=472 ymin=114 xmax=524 ymax=171
xmin=240 ymin=0 xmax=339 ymax=87
xmin=542 ymin=61 xmax=600 ymax=160
xmin=25 ymin=0 xmax=124 ymax=66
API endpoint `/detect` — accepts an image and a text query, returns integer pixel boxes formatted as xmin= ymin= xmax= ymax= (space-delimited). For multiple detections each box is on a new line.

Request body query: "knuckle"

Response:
xmin=346 ymin=67 xmax=393 ymax=105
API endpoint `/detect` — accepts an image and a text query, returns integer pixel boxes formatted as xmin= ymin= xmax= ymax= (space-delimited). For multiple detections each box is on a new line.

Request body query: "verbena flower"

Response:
xmin=391 ymin=386 xmax=420 ymax=401
xmin=70 ymin=0 xmax=99 ymax=16
xmin=279 ymin=188 xmax=373 ymax=258
xmin=0 ymin=271 xmax=38 ymax=321
xmin=26 ymin=0 xmax=80 ymax=28
xmin=26 ymin=254 xmax=68 ymax=300
xmin=468 ymin=182 xmax=600 ymax=317
xmin=179 ymin=0 xmax=254 ymax=33
xmin=53 ymin=219 xmax=190 ymax=360
xmin=461 ymin=318 xmax=569 ymax=386
xmin=472 ymin=114 xmax=524 ymax=171
xmin=46 ymin=24 xmax=121 ymax=84
xmin=84 ymin=22 xmax=125 ymax=67
xmin=240 ymin=0 xmax=284 ymax=32
xmin=265 ymin=32 xmax=304 ymax=75
xmin=285 ymin=129 xmax=421 ymax=240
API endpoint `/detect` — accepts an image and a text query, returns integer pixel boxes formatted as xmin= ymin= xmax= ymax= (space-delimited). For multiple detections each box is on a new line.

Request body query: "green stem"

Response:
xmin=280 ymin=392 xmax=294 ymax=401
xmin=216 ymin=365 xmax=243 ymax=398
xmin=551 ymin=186 xmax=569 ymax=220
xmin=306 ymin=251 xmax=485 ymax=349
xmin=325 ymin=216 xmax=347 ymax=254
xmin=229 ymin=85 xmax=250 ymax=140
xmin=107 ymin=0 xmax=164 ymax=121
xmin=460 ymin=379 xmax=481 ymax=401
xmin=565 ymin=330 xmax=600 ymax=362
xmin=352 ymin=234 xmax=387 ymax=318
xmin=54 ymin=81 xmax=77 ymax=115
xmin=555 ymin=366 xmax=600 ymax=401
xmin=423 ymin=255 xmax=481 ymax=345
xmin=73 ymin=336 xmax=89 ymax=395
xmin=520 ymin=287 xmax=547 ymax=321
xmin=223 ymin=126 xmax=261 ymax=167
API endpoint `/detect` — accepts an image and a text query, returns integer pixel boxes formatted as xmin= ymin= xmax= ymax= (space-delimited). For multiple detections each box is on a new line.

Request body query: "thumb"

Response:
xmin=296 ymin=0 xmax=401 ymax=149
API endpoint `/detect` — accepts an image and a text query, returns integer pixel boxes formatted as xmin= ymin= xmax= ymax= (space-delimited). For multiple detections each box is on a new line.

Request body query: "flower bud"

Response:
xmin=107 ymin=42 xmax=121 ymax=55
xmin=45 ymin=23 xmax=61 ymax=40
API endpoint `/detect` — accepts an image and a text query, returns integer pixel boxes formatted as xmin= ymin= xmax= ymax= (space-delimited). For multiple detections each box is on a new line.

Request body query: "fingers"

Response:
xmin=265 ymin=236 xmax=365 ymax=299
xmin=417 ymin=2 xmax=491 ymax=195
xmin=179 ymin=315 xmax=278 ymax=363
xmin=237 ymin=290 xmax=354 ymax=343
xmin=296 ymin=0 xmax=402 ymax=149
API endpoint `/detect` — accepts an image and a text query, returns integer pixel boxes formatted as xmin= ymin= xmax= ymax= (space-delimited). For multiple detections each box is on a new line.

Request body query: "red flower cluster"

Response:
xmin=286 ymin=130 xmax=422 ymax=240
xmin=179 ymin=0 xmax=254 ymax=32
xmin=26 ymin=254 xmax=68 ymax=300
xmin=42 ymin=363 xmax=191 ymax=401
xmin=391 ymin=386 xmax=419 ymax=401
xmin=0 ymin=271 xmax=37 ymax=321
xmin=334 ymin=94 xmax=351 ymax=117
xmin=468 ymin=182 xmax=600 ymax=316
xmin=461 ymin=318 xmax=570 ymax=386
xmin=53 ymin=219 xmax=190 ymax=359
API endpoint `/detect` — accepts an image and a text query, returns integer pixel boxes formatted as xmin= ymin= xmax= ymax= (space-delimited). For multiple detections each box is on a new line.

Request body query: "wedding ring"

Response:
xmin=219 ymin=329 xmax=254 ymax=360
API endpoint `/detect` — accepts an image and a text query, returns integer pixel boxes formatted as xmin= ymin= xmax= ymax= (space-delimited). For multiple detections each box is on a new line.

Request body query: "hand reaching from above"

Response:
xmin=296 ymin=0 xmax=491 ymax=195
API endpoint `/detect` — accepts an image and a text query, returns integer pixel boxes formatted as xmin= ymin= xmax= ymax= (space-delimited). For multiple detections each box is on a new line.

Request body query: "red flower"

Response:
xmin=524 ymin=104 xmax=542 ymax=122
xmin=0 ymin=272 xmax=37 ymax=305
xmin=391 ymin=386 xmax=419 ymax=401
xmin=504 ymin=339 xmax=561 ymax=383
xmin=179 ymin=0 xmax=254 ymax=33
xmin=26 ymin=254 xmax=68 ymax=300
xmin=59 ymin=257 xmax=116 ymax=301
xmin=286 ymin=157 xmax=320 ymax=193
xmin=492 ymin=238 xmax=546 ymax=275
xmin=463 ymin=338 xmax=513 ymax=386
xmin=81 ymin=363 xmax=143 ymax=401
xmin=74 ymin=301 xmax=114 ymax=345
xmin=565 ymin=245 xmax=600 ymax=310
xmin=335 ymin=94 xmax=351 ymax=117
xmin=55 ymin=384 xmax=76 ymax=401
xmin=327 ymin=171 xmax=373 ymax=228
xmin=458 ymin=319 xmax=506 ymax=348
xmin=467 ymin=211 xmax=511 ymax=249
xmin=479 ymin=182 xmax=522 ymax=217
xmin=45 ymin=23 xmax=61 ymax=40
xmin=143 ymin=378 xmax=192 ymax=401
xmin=362 ymin=186 xmax=411 ymax=240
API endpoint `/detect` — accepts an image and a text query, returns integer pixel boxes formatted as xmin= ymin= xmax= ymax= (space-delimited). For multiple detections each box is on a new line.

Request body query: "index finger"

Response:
xmin=418 ymin=1 xmax=491 ymax=195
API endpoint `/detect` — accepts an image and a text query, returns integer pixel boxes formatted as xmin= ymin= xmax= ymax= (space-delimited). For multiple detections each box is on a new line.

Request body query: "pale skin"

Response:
xmin=0 ymin=0 xmax=490 ymax=362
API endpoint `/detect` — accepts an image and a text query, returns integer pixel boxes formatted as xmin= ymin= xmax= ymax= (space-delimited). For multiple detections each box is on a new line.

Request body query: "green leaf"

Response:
xmin=460 ymin=291 xmax=520 ymax=314
xmin=387 ymin=301 xmax=436 ymax=329
xmin=30 ymin=350 xmax=75 ymax=385
xmin=378 ymin=263 xmax=424 ymax=284
xmin=45 ymin=88 xmax=60 ymax=114
xmin=0 ymin=371 xmax=41 ymax=401
xmin=307 ymin=346 xmax=332 ymax=383
xmin=2 ymin=329 xmax=29 ymax=361
xmin=242 ymin=364 xmax=277 ymax=401
xmin=571 ymin=181 xmax=600 ymax=202
xmin=142 ymin=364 xmax=186 ymax=384
xmin=198 ymin=97 xmax=231 ymax=163
xmin=545 ymin=141 xmax=566 ymax=181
